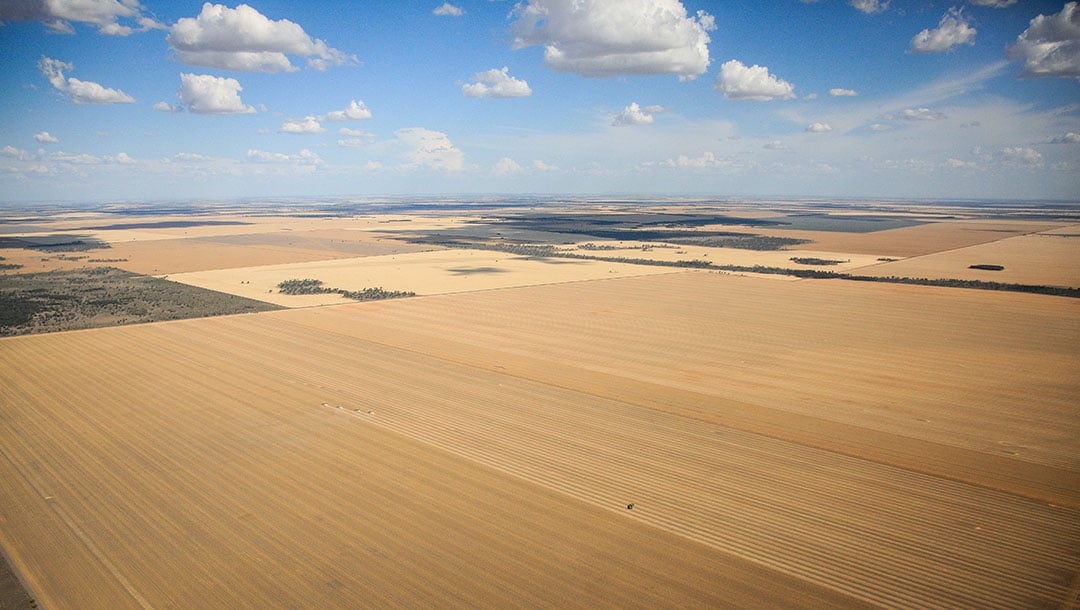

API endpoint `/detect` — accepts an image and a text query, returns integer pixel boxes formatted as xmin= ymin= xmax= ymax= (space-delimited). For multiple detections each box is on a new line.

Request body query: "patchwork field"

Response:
xmin=1 ymin=199 xmax=1078 ymax=608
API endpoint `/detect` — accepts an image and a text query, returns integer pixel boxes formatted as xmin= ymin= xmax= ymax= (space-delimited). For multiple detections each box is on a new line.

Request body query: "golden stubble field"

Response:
xmin=1 ymin=203 xmax=1079 ymax=608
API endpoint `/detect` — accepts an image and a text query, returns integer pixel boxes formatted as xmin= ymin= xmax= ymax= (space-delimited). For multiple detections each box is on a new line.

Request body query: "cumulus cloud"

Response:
xmin=38 ymin=57 xmax=135 ymax=104
xmin=806 ymin=122 xmax=833 ymax=132
xmin=153 ymin=101 xmax=183 ymax=113
xmin=849 ymin=0 xmax=889 ymax=14
xmin=999 ymin=146 xmax=1044 ymax=166
xmin=246 ymin=148 xmax=322 ymax=165
xmin=509 ymin=0 xmax=715 ymax=79
xmin=167 ymin=3 xmax=356 ymax=73
xmin=533 ymin=159 xmax=557 ymax=171
xmin=279 ymin=100 xmax=371 ymax=135
xmin=492 ymin=157 xmax=524 ymax=175
xmin=1008 ymin=2 xmax=1080 ymax=79
xmin=462 ymin=67 xmax=532 ymax=98
xmin=715 ymin=60 xmax=796 ymax=101
xmin=910 ymin=8 xmax=976 ymax=53
xmin=967 ymin=0 xmax=1016 ymax=7
xmin=0 ymin=0 xmax=163 ymax=35
xmin=321 ymin=100 xmax=372 ymax=121
xmin=395 ymin=128 xmax=465 ymax=172
xmin=829 ymin=88 xmax=858 ymax=97
xmin=889 ymin=107 xmax=947 ymax=121
xmin=612 ymin=102 xmax=662 ymax=126
xmin=280 ymin=117 xmax=324 ymax=134
xmin=177 ymin=73 xmax=255 ymax=115
xmin=433 ymin=3 xmax=463 ymax=16
xmin=33 ymin=131 xmax=59 ymax=143
xmin=944 ymin=158 xmax=979 ymax=170
xmin=1048 ymin=132 xmax=1080 ymax=143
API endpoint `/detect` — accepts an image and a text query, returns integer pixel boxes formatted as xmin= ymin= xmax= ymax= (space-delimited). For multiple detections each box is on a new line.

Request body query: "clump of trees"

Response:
xmin=968 ymin=264 xmax=1005 ymax=271
xmin=277 ymin=279 xmax=415 ymax=301
xmin=790 ymin=257 xmax=847 ymax=266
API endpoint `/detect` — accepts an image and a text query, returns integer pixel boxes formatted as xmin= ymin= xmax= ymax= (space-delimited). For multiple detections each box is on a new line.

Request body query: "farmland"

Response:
xmin=1 ymin=198 xmax=1078 ymax=608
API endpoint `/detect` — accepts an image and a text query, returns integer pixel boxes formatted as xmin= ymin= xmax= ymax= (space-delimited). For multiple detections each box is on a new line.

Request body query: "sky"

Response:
xmin=0 ymin=0 xmax=1078 ymax=203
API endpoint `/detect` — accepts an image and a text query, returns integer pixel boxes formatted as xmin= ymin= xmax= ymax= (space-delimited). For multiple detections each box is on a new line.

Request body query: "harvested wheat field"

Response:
xmin=2 ymin=269 xmax=1079 ymax=609
xmin=859 ymin=228 xmax=1080 ymax=288
xmin=751 ymin=220 xmax=1070 ymax=258
xmin=166 ymin=249 xmax=677 ymax=306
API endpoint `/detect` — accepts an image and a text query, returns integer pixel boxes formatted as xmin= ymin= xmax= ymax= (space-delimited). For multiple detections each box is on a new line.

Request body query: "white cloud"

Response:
xmin=1008 ymin=2 xmax=1080 ymax=80
xmin=33 ymin=131 xmax=59 ymax=143
xmin=967 ymin=0 xmax=1016 ymax=7
xmin=167 ymin=3 xmax=356 ymax=73
xmin=866 ymin=123 xmax=894 ymax=132
xmin=177 ymin=73 xmax=255 ymax=115
xmin=763 ymin=140 xmax=789 ymax=150
xmin=395 ymin=128 xmax=465 ymax=172
xmin=0 ymin=0 xmax=163 ymax=36
xmin=38 ymin=57 xmax=135 ymax=104
xmin=433 ymin=3 xmax=464 ymax=16
xmin=492 ymin=157 xmax=524 ymax=175
xmin=509 ymin=0 xmax=714 ymax=79
xmin=153 ymin=101 xmax=183 ymax=113
xmin=944 ymin=158 xmax=979 ymax=170
xmin=1 ymin=146 xmax=38 ymax=161
xmin=806 ymin=122 xmax=833 ymax=132
xmin=849 ymin=0 xmax=889 ymax=14
xmin=533 ymin=159 xmax=557 ymax=171
xmin=462 ymin=67 xmax=532 ymax=98
xmin=337 ymin=127 xmax=376 ymax=147
xmin=899 ymin=107 xmax=947 ymax=120
xmin=1048 ymin=132 xmax=1080 ymax=143
xmin=715 ymin=60 xmax=796 ymax=101
xmin=910 ymin=8 xmax=976 ymax=53
xmin=66 ymin=77 xmax=136 ymax=104
xmin=321 ymin=100 xmax=372 ymax=121
xmin=612 ymin=102 xmax=659 ymax=126
xmin=246 ymin=148 xmax=322 ymax=164
xmin=999 ymin=146 xmax=1045 ymax=167
xmin=280 ymin=116 xmax=324 ymax=134
xmin=829 ymin=88 xmax=858 ymax=97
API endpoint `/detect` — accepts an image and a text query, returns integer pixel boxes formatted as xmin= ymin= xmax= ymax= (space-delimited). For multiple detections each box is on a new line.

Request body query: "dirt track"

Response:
xmin=2 ymin=271 xmax=1077 ymax=608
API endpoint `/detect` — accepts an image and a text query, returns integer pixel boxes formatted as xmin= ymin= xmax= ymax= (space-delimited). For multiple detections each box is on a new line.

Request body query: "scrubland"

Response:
xmin=1 ymin=199 xmax=1077 ymax=608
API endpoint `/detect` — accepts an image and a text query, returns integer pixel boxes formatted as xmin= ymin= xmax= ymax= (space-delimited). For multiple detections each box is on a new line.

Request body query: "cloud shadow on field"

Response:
xmin=446 ymin=266 xmax=510 ymax=275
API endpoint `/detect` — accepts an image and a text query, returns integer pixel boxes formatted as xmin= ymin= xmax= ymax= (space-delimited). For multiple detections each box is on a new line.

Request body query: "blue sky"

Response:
xmin=0 ymin=0 xmax=1077 ymax=203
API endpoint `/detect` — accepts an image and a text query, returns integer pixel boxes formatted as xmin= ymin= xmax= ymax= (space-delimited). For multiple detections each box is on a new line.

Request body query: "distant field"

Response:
xmin=860 ymin=228 xmax=1080 ymax=288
